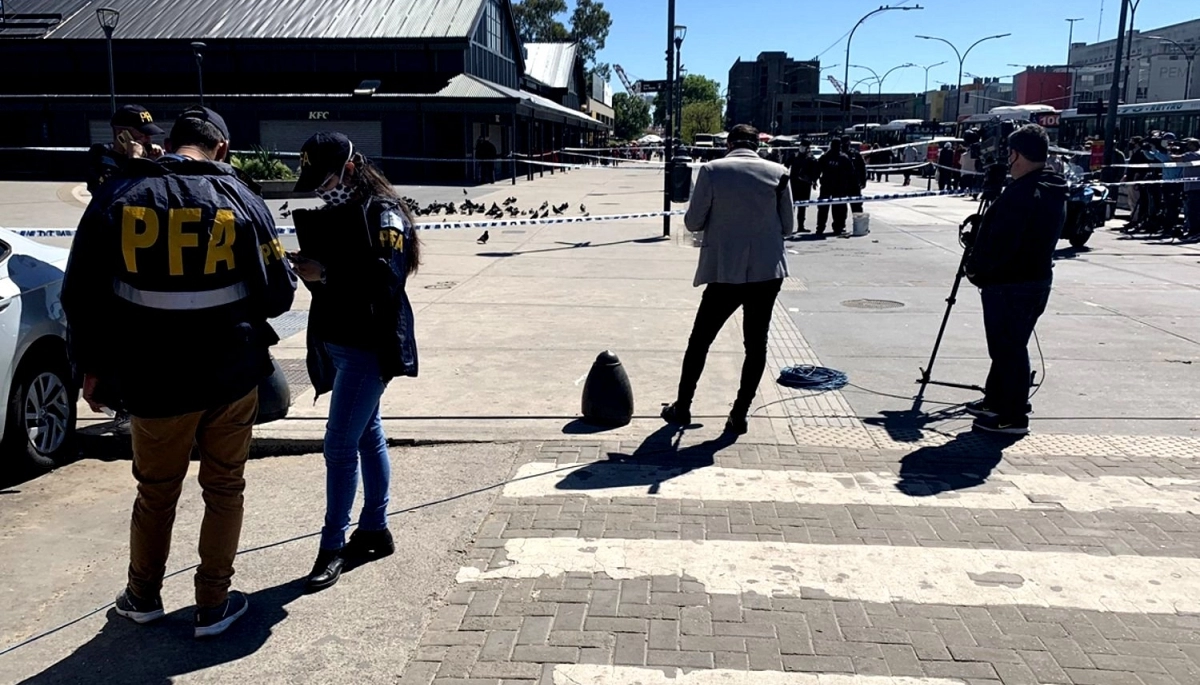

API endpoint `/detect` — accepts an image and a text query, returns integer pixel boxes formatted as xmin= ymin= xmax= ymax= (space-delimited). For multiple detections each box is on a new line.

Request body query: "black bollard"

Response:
xmin=580 ymin=350 xmax=634 ymax=427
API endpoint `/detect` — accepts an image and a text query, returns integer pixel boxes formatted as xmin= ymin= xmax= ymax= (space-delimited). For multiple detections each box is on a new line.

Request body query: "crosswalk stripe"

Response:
xmin=502 ymin=462 xmax=1200 ymax=514
xmin=457 ymin=538 xmax=1200 ymax=614
xmin=551 ymin=665 xmax=968 ymax=685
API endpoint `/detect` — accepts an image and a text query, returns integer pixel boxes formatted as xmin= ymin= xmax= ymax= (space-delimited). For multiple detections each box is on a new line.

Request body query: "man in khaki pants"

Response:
xmin=62 ymin=107 xmax=296 ymax=638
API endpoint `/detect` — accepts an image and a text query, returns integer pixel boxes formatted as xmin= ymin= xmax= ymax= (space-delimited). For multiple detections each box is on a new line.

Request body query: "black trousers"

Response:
xmin=980 ymin=280 xmax=1052 ymax=418
xmin=676 ymin=279 xmax=783 ymax=414
xmin=793 ymin=184 xmax=812 ymax=229
xmin=816 ymin=199 xmax=848 ymax=232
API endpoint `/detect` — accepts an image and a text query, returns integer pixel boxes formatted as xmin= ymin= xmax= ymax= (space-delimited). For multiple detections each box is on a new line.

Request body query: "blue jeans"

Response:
xmin=320 ymin=343 xmax=390 ymax=551
xmin=980 ymin=280 xmax=1052 ymax=419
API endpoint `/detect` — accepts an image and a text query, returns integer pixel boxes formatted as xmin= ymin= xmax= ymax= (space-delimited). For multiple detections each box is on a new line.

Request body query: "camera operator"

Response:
xmin=963 ymin=124 xmax=1067 ymax=435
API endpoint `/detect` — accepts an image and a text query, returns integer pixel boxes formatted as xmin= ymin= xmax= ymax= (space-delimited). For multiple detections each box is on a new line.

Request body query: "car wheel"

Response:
xmin=2 ymin=350 xmax=77 ymax=470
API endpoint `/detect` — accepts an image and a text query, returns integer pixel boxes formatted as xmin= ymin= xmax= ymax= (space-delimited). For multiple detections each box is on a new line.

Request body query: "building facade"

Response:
xmin=1069 ymin=17 xmax=1200 ymax=105
xmin=0 ymin=0 xmax=606 ymax=183
xmin=1014 ymin=66 xmax=1073 ymax=107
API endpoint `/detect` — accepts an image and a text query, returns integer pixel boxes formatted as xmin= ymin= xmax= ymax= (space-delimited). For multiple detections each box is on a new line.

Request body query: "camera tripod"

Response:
xmin=912 ymin=162 xmax=1034 ymax=415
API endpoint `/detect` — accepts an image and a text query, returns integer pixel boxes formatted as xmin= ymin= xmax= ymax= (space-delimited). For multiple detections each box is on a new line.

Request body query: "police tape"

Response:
xmin=6 ymin=189 xmax=975 ymax=238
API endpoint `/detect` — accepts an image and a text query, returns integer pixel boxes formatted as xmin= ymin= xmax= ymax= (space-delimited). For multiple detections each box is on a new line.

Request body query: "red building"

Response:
xmin=1014 ymin=67 xmax=1073 ymax=107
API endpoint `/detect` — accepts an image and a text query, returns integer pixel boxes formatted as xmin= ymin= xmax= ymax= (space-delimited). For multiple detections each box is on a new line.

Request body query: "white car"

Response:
xmin=0 ymin=228 xmax=76 ymax=470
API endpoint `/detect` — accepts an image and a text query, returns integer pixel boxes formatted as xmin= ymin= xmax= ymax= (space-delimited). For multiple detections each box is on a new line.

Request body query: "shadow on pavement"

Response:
xmin=864 ymin=406 xmax=968 ymax=444
xmin=1052 ymin=245 xmax=1091 ymax=260
xmin=555 ymin=424 xmax=737 ymax=495
xmin=894 ymin=432 xmax=1025 ymax=497
xmin=17 ymin=580 xmax=306 ymax=685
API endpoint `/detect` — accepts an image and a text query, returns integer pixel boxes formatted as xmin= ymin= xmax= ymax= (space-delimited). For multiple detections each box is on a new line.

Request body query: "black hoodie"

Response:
xmin=965 ymin=167 xmax=1068 ymax=287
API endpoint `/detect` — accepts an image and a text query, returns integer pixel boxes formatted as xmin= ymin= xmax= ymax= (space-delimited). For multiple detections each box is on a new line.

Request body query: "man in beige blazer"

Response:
xmin=662 ymin=124 xmax=795 ymax=435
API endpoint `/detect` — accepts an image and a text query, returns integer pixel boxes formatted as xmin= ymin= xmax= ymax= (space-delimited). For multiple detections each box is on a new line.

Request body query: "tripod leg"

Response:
xmin=914 ymin=248 xmax=972 ymax=412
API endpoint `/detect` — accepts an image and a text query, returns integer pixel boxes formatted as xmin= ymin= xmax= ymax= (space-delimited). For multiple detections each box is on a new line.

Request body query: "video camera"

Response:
xmin=974 ymin=117 xmax=1019 ymax=203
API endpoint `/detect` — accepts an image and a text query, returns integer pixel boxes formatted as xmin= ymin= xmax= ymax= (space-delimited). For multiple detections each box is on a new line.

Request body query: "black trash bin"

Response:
xmin=671 ymin=153 xmax=693 ymax=203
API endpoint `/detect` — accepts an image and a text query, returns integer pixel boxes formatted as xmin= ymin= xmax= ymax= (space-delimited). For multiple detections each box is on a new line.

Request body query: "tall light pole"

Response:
xmin=95 ymin=8 xmax=119 ymax=115
xmin=849 ymin=64 xmax=880 ymax=124
xmin=191 ymin=41 xmax=206 ymax=106
xmin=1103 ymin=0 xmax=1129 ymax=178
xmin=662 ymin=2 xmax=679 ymax=237
xmin=916 ymin=33 xmax=1010 ymax=126
xmin=916 ymin=61 xmax=945 ymax=120
xmin=1146 ymin=35 xmax=1198 ymax=101
xmin=1122 ymin=0 xmax=1142 ymax=104
xmin=843 ymin=4 xmax=923 ymax=127
xmin=674 ymin=27 xmax=686 ymax=144
xmin=1065 ymin=18 xmax=1084 ymax=107
xmin=875 ymin=62 xmax=916 ymax=123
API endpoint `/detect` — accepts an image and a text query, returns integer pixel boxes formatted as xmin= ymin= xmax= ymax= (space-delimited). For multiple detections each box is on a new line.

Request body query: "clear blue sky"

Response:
xmin=595 ymin=0 xmax=1197 ymax=96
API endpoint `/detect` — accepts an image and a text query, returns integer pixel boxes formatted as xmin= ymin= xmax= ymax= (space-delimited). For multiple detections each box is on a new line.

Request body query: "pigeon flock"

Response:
xmin=277 ymin=195 xmax=592 ymax=246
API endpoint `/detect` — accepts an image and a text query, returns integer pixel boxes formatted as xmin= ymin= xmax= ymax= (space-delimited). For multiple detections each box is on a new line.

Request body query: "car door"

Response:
xmin=0 ymin=239 xmax=21 ymax=437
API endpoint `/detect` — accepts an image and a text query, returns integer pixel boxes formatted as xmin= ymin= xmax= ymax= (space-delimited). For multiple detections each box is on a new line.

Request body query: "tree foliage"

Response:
xmin=613 ymin=92 xmax=651 ymax=141
xmin=512 ymin=0 xmax=612 ymax=77
xmin=681 ymin=101 xmax=724 ymax=144
xmin=652 ymin=74 xmax=724 ymax=128
xmin=512 ymin=0 xmax=569 ymax=43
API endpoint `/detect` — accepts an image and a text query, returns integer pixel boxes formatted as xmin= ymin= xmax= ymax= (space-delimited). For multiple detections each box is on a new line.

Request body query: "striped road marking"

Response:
xmin=457 ymin=538 xmax=1200 ymax=614
xmin=552 ymin=665 xmax=969 ymax=685
xmin=502 ymin=462 xmax=1200 ymax=513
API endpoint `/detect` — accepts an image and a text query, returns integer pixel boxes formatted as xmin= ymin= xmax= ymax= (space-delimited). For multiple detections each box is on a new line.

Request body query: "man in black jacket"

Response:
xmin=86 ymin=104 xmax=166 ymax=195
xmin=62 ymin=106 xmax=297 ymax=638
xmin=964 ymin=124 xmax=1066 ymax=435
xmin=788 ymin=141 xmax=819 ymax=235
xmin=815 ymin=139 xmax=858 ymax=236
xmin=842 ymin=135 xmax=868 ymax=213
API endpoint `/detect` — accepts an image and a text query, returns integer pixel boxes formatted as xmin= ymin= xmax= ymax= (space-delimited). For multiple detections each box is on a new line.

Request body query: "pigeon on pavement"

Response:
xmin=477 ymin=230 xmax=490 ymax=244
xmin=280 ymin=201 xmax=289 ymax=211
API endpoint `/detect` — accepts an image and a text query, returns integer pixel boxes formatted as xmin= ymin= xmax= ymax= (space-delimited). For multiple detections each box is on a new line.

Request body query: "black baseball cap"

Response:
xmin=111 ymin=104 xmax=165 ymax=135
xmin=295 ymin=131 xmax=355 ymax=193
xmin=175 ymin=106 xmax=230 ymax=141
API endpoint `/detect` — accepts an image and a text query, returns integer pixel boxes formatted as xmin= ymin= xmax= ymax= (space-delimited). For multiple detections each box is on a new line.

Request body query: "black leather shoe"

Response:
xmin=305 ymin=549 xmax=344 ymax=592
xmin=724 ymin=414 xmax=748 ymax=436
xmin=660 ymin=402 xmax=691 ymax=426
xmin=345 ymin=528 xmax=395 ymax=562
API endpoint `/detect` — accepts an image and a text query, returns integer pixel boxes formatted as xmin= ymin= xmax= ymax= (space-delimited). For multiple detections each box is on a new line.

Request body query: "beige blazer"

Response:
xmin=683 ymin=148 xmax=795 ymax=287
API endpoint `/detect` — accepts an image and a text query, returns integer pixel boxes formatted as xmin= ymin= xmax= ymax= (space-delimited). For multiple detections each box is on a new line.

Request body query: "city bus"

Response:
xmin=1059 ymin=98 xmax=1200 ymax=145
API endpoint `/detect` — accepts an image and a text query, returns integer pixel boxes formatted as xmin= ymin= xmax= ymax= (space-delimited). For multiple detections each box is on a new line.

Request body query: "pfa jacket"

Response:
xmin=291 ymin=197 xmax=419 ymax=400
xmin=61 ymin=157 xmax=297 ymax=418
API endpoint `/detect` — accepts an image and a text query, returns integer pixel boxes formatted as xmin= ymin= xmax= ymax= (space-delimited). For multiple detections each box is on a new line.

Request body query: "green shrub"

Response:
xmin=230 ymin=147 xmax=296 ymax=181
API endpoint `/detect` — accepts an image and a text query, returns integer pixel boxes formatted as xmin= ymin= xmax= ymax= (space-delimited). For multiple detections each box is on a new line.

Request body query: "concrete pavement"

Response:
xmin=3 ymin=164 xmax=1200 ymax=684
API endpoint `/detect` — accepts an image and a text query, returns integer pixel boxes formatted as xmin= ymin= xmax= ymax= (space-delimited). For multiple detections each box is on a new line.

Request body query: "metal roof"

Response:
xmin=436 ymin=74 xmax=599 ymax=127
xmin=10 ymin=0 xmax=485 ymax=40
xmin=523 ymin=43 xmax=577 ymax=90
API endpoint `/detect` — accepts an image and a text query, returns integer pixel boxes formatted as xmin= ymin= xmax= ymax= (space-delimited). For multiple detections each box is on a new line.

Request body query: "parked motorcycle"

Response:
xmin=1062 ymin=181 xmax=1112 ymax=248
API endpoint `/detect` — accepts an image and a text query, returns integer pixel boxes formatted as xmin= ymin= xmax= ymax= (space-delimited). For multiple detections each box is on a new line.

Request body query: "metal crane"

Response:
xmin=614 ymin=64 xmax=643 ymax=95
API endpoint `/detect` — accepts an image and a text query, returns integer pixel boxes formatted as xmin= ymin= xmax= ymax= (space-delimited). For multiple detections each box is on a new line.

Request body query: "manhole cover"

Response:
xmin=424 ymin=281 xmax=457 ymax=290
xmin=841 ymin=299 xmax=904 ymax=310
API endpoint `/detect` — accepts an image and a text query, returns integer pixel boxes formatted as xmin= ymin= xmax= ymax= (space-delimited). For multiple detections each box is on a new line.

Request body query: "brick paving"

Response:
xmin=398 ymin=440 xmax=1200 ymax=685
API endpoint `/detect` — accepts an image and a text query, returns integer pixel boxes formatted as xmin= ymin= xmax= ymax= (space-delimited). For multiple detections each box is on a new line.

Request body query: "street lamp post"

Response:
xmin=1065 ymin=18 xmax=1084 ymax=107
xmin=916 ymin=61 xmax=946 ymax=120
xmin=95 ymin=8 xmax=120 ymax=115
xmin=875 ymin=62 xmax=916 ymax=123
xmin=843 ymin=4 xmax=923 ymax=127
xmin=191 ymin=41 xmax=207 ymax=106
xmin=673 ymin=26 xmax=686 ymax=144
xmin=662 ymin=3 xmax=680 ymax=237
xmin=1146 ymin=35 xmax=1198 ymax=101
xmin=1122 ymin=0 xmax=1142 ymax=104
xmin=849 ymin=64 xmax=880 ymax=123
xmin=915 ymin=33 xmax=1010 ymax=127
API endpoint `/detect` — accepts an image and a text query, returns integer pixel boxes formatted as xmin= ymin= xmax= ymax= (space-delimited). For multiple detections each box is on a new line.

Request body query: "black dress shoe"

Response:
xmin=724 ymin=414 xmax=748 ymax=435
xmin=660 ymin=402 xmax=691 ymax=426
xmin=305 ymin=549 xmax=344 ymax=592
xmin=345 ymin=528 xmax=395 ymax=561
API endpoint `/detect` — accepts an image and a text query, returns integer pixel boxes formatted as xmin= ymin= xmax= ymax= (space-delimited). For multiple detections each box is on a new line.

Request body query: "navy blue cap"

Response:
xmin=295 ymin=131 xmax=355 ymax=193
xmin=175 ymin=106 xmax=230 ymax=141
xmin=111 ymin=104 xmax=165 ymax=136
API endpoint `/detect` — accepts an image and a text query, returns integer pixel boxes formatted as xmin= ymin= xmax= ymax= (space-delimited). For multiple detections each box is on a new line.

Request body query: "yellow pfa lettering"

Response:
xmin=167 ymin=208 xmax=202 ymax=276
xmin=121 ymin=206 xmax=159 ymax=273
xmin=378 ymin=229 xmax=403 ymax=251
xmin=259 ymin=238 xmax=284 ymax=264
xmin=204 ymin=209 xmax=237 ymax=274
